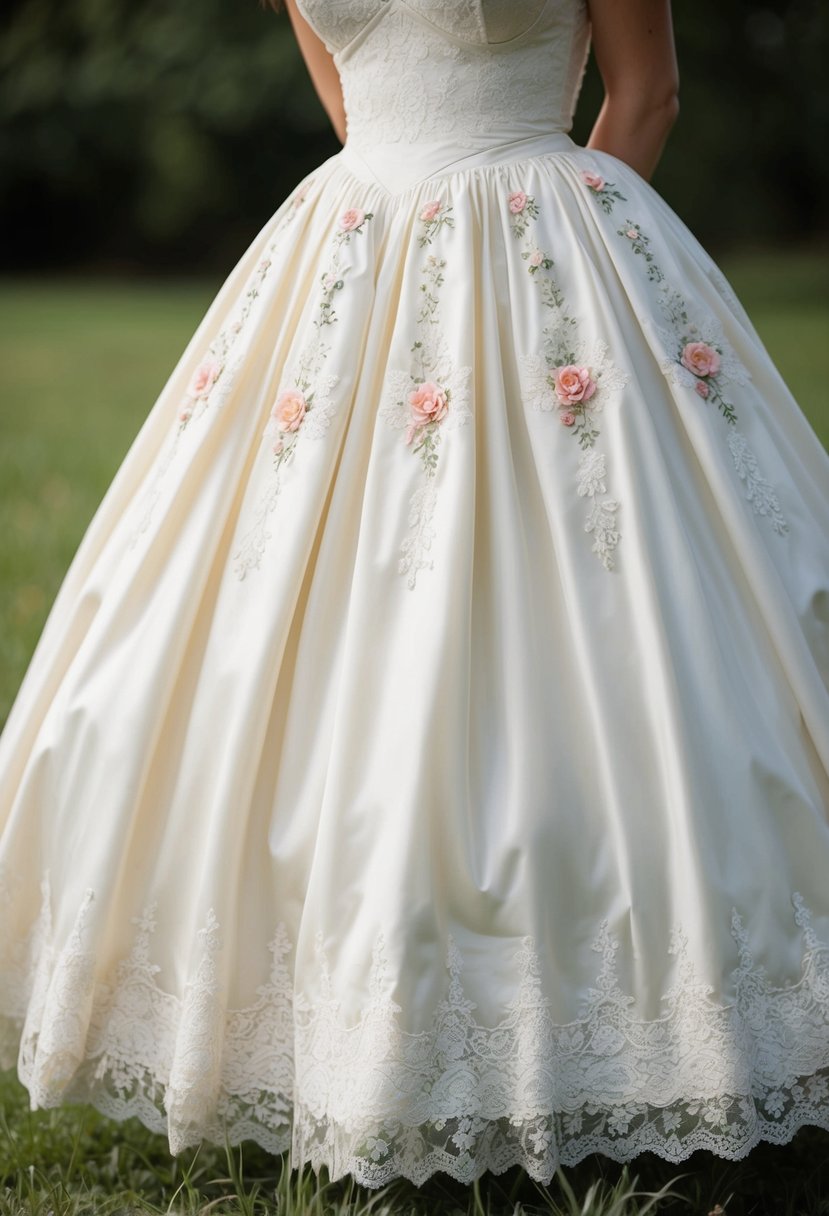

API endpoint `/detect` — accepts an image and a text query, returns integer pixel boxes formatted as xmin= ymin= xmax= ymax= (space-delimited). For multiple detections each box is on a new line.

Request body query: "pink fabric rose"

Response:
xmin=272 ymin=387 xmax=307 ymax=432
xmin=272 ymin=437 xmax=285 ymax=454
xmin=186 ymin=358 xmax=222 ymax=399
xmin=508 ymin=191 xmax=528 ymax=214
xmin=694 ymin=380 xmax=710 ymax=399
xmin=528 ymin=250 xmax=544 ymax=267
xmin=625 ymin=228 xmax=639 ymax=239
xmin=559 ymin=411 xmax=576 ymax=427
xmin=408 ymin=380 xmax=449 ymax=428
xmin=580 ymin=169 xmax=605 ymax=191
xmin=680 ymin=341 xmax=721 ymax=378
xmin=179 ymin=404 xmax=193 ymax=423
xmin=553 ymin=365 xmax=597 ymax=406
xmin=339 ymin=208 xmax=366 ymax=232
xmin=420 ymin=200 xmax=442 ymax=221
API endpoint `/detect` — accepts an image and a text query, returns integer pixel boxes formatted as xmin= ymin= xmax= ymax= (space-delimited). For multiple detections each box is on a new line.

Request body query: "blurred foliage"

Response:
xmin=0 ymin=0 xmax=826 ymax=273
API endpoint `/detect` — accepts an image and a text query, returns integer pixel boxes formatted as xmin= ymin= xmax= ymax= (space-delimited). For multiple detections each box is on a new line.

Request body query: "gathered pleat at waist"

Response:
xmin=339 ymin=129 xmax=578 ymax=195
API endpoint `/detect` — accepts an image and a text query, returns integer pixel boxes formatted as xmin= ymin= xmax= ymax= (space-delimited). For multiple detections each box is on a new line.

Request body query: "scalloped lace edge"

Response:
xmin=3 ymin=873 xmax=829 ymax=1186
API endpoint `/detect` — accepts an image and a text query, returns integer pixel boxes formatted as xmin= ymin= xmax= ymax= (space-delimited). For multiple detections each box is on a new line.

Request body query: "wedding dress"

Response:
xmin=2 ymin=0 xmax=829 ymax=1189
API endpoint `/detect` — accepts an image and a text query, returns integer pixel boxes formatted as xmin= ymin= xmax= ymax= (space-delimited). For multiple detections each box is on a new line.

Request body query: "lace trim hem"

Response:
xmin=3 ymin=876 xmax=829 ymax=1187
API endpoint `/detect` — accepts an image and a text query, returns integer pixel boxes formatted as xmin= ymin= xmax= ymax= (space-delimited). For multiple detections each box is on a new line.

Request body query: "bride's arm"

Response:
xmin=283 ymin=0 xmax=347 ymax=144
xmin=584 ymin=0 xmax=680 ymax=182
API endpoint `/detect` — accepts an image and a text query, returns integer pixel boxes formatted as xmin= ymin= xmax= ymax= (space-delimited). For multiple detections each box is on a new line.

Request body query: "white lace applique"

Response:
xmin=615 ymin=219 xmax=665 ymax=284
xmin=378 ymin=203 xmax=472 ymax=590
xmin=410 ymin=0 xmax=485 ymax=43
xmin=232 ymin=369 xmax=341 ymax=581
xmin=5 ymin=874 xmax=829 ymax=1185
xmin=127 ymin=181 xmax=314 ymax=549
xmin=654 ymin=285 xmax=749 ymax=425
xmin=232 ymin=207 xmax=374 ymax=580
xmin=649 ymin=285 xmax=788 ymax=539
xmin=583 ymin=199 xmax=790 ymax=543
xmin=87 ymin=902 xmax=176 ymax=1122
xmin=328 ymin=3 xmax=588 ymax=153
xmin=726 ymin=430 xmax=789 ymax=535
xmin=579 ymin=171 xmax=753 ymax=434
xmin=294 ymin=0 xmax=380 ymax=53
xmin=20 ymin=876 xmax=97 ymax=1108
xmin=510 ymin=189 xmax=627 ymax=571
xmin=339 ymin=10 xmax=462 ymax=145
xmin=576 ymin=450 xmax=620 ymax=571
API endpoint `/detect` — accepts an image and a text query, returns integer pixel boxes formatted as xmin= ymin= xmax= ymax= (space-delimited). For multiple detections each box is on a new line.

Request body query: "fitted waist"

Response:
xmin=339 ymin=129 xmax=578 ymax=195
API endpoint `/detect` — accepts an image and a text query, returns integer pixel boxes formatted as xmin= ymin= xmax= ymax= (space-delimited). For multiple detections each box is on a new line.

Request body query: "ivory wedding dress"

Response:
xmin=2 ymin=0 xmax=829 ymax=1189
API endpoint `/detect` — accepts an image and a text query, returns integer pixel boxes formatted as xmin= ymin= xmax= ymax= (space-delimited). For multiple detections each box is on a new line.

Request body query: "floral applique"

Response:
xmin=655 ymin=287 xmax=743 ymax=425
xmin=231 ymin=206 xmax=374 ymax=580
xmin=179 ymin=179 xmax=318 ymax=435
xmin=650 ymin=284 xmax=789 ymax=532
xmin=417 ymin=199 xmax=455 ymax=247
xmin=617 ymin=222 xmax=664 ymax=283
xmin=512 ymin=189 xmax=628 ymax=571
xmin=579 ymin=169 xmax=627 ymax=214
xmin=379 ymin=202 xmax=472 ymax=590
xmin=726 ymin=431 xmax=789 ymax=535
xmin=176 ymin=254 xmax=273 ymax=432
xmin=580 ymin=165 xmax=791 ymax=541
xmin=576 ymin=449 xmax=620 ymax=564
xmin=523 ymin=247 xmax=555 ymax=276
xmin=336 ymin=207 xmax=374 ymax=243
xmin=506 ymin=191 xmax=540 ymax=240
xmin=127 ymin=179 xmax=315 ymax=549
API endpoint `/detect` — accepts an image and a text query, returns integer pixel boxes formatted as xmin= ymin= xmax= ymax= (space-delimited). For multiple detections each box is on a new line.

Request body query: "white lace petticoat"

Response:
xmin=3 ymin=873 xmax=829 ymax=1187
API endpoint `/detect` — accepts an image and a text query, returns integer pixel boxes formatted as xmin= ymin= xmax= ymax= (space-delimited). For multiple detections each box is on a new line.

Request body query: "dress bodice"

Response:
xmin=295 ymin=0 xmax=592 ymax=191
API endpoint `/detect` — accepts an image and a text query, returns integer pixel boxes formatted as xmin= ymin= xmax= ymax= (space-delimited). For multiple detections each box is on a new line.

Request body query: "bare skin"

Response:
xmin=585 ymin=0 xmax=680 ymax=180
xmin=282 ymin=0 xmax=680 ymax=180
xmin=283 ymin=0 xmax=347 ymax=143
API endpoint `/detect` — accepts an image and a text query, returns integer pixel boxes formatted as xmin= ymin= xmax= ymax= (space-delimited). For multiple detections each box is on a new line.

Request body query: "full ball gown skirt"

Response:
xmin=2 ymin=0 xmax=829 ymax=1188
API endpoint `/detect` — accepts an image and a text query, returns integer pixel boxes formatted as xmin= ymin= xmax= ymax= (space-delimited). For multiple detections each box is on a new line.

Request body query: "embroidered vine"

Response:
xmin=617 ymin=221 xmax=664 ymax=283
xmin=417 ymin=199 xmax=455 ymax=247
xmin=653 ymin=283 xmax=789 ymax=533
xmin=127 ymin=179 xmax=315 ymax=549
xmin=578 ymin=168 xmax=627 ymax=214
xmin=656 ymin=286 xmax=741 ymax=425
xmin=177 ymin=178 xmax=318 ymax=435
xmin=510 ymin=189 xmax=628 ymax=571
xmin=507 ymin=191 xmax=539 ymax=239
xmin=231 ymin=206 xmax=374 ymax=580
xmin=378 ymin=198 xmax=472 ymax=590
xmin=579 ymin=162 xmax=790 ymax=538
xmin=5 ymin=871 xmax=829 ymax=1187
xmin=726 ymin=431 xmax=789 ymax=535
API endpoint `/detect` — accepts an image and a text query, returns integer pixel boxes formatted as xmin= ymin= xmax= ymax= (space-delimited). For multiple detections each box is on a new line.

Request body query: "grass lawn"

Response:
xmin=1 ymin=251 xmax=828 ymax=1213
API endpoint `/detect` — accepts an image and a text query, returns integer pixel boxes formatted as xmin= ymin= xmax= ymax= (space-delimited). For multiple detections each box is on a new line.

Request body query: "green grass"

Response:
xmin=1 ymin=252 xmax=829 ymax=1212
xmin=719 ymin=247 xmax=829 ymax=423
xmin=3 ymin=1068 xmax=829 ymax=1214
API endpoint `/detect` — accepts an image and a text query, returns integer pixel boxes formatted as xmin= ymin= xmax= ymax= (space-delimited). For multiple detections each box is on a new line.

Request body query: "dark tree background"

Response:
xmin=0 ymin=0 xmax=826 ymax=275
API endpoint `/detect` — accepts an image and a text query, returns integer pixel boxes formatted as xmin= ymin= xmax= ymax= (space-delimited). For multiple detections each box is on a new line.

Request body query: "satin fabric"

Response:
xmin=2 ymin=0 xmax=829 ymax=1190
